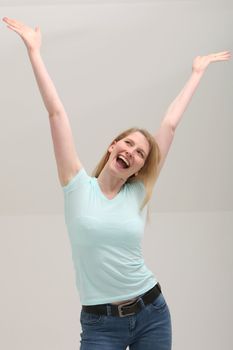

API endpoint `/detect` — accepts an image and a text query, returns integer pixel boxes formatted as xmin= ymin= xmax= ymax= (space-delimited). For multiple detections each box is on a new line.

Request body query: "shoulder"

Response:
xmin=127 ymin=179 xmax=146 ymax=198
xmin=62 ymin=167 xmax=90 ymax=193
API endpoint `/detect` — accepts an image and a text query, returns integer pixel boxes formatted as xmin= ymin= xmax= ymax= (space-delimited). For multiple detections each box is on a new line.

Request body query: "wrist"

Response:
xmin=190 ymin=69 xmax=205 ymax=83
xmin=27 ymin=47 xmax=41 ymax=56
xmin=191 ymin=68 xmax=205 ymax=77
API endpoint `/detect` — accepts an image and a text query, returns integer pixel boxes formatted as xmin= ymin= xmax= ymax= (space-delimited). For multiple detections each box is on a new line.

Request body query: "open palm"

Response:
xmin=2 ymin=17 xmax=41 ymax=52
xmin=192 ymin=51 xmax=231 ymax=73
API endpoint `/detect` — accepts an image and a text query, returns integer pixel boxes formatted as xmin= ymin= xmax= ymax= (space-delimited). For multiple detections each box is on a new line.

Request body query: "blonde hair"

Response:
xmin=91 ymin=127 xmax=161 ymax=223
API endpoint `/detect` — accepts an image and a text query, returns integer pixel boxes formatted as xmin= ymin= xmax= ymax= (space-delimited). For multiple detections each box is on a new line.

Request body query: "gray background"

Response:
xmin=0 ymin=1 xmax=232 ymax=349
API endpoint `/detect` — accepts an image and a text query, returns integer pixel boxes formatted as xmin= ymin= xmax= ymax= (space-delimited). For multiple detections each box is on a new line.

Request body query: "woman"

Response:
xmin=2 ymin=16 xmax=230 ymax=350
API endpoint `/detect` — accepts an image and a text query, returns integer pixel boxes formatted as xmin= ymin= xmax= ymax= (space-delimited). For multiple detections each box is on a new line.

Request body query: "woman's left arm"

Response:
xmin=154 ymin=51 xmax=231 ymax=176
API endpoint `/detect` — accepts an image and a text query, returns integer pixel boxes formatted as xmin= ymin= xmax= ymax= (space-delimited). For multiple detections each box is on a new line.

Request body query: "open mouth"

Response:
xmin=115 ymin=156 xmax=130 ymax=169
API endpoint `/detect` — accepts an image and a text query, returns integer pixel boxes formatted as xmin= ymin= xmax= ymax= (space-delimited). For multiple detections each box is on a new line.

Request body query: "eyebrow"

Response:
xmin=126 ymin=138 xmax=147 ymax=157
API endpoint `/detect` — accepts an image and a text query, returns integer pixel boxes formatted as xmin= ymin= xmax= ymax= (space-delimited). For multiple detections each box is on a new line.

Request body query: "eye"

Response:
xmin=138 ymin=150 xmax=144 ymax=158
xmin=125 ymin=140 xmax=130 ymax=144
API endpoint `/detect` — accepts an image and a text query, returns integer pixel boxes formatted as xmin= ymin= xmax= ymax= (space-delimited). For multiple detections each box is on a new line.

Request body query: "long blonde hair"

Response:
xmin=91 ymin=127 xmax=161 ymax=223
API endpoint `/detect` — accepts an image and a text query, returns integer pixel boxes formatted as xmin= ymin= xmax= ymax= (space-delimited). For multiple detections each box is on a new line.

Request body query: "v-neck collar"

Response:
xmin=94 ymin=177 xmax=124 ymax=201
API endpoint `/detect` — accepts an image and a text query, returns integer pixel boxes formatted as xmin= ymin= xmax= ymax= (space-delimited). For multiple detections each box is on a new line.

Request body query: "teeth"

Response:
xmin=118 ymin=155 xmax=130 ymax=167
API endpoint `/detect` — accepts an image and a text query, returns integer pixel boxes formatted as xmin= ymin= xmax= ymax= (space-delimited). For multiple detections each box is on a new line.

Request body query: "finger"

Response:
xmin=212 ymin=51 xmax=231 ymax=57
xmin=211 ymin=53 xmax=230 ymax=60
xmin=6 ymin=24 xmax=22 ymax=36
xmin=223 ymin=54 xmax=231 ymax=59
xmin=215 ymin=54 xmax=231 ymax=59
xmin=212 ymin=57 xmax=231 ymax=62
xmin=3 ymin=18 xmax=22 ymax=30
xmin=3 ymin=17 xmax=25 ymax=29
xmin=218 ymin=54 xmax=231 ymax=60
xmin=219 ymin=56 xmax=231 ymax=60
xmin=218 ymin=52 xmax=231 ymax=56
xmin=4 ymin=17 xmax=24 ymax=26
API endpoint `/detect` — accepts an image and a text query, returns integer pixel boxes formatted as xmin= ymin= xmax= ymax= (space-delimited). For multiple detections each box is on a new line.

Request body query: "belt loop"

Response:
xmin=106 ymin=304 xmax=112 ymax=316
xmin=138 ymin=296 xmax=145 ymax=308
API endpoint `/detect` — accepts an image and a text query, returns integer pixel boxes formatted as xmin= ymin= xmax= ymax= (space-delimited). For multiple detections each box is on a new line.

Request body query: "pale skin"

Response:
xmin=2 ymin=17 xmax=231 ymax=303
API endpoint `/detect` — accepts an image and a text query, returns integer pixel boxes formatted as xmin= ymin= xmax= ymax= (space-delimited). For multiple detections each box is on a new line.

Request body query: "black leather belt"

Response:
xmin=82 ymin=282 xmax=162 ymax=317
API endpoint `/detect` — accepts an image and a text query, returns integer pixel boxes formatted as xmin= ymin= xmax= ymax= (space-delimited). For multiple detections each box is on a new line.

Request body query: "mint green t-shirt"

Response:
xmin=62 ymin=167 xmax=157 ymax=305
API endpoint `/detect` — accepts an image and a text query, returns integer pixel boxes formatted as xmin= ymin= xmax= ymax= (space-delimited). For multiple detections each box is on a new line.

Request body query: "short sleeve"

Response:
xmin=127 ymin=180 xmax=146 ymax=203
xmin=132 ymin=180 xmax=146 ymax=198
xmin=137 ymin=180 xmax=146 ymax=195
xmin=62 ymin=167 xmax=88 ymax=194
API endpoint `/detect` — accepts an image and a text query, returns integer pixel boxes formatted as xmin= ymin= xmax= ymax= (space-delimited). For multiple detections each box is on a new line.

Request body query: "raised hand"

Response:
xmin=2 ymin=17 xmax=41 ymax=52
xmin=192 ymin=51 xmax=231 ymax=74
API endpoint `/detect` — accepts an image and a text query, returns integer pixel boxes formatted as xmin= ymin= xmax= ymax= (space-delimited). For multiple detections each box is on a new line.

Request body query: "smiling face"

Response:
xmin=107 ymin=131 xmax=150 ymax=180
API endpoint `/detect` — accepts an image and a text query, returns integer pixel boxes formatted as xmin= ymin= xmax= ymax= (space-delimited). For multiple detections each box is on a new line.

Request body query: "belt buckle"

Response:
xmin=117 ymin=298 xmax=140 ymax=317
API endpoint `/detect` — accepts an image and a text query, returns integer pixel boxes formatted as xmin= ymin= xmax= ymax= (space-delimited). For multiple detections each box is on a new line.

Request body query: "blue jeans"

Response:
xmin=79 ymin=291 xmax=172 ymax=349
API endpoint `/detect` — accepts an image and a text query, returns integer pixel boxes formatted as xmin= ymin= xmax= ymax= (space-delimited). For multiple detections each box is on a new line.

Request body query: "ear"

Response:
xmin=134 ymin=172 xmax=139 ymax=177
xmin=108 ymin=140 xmax=117 ymax=153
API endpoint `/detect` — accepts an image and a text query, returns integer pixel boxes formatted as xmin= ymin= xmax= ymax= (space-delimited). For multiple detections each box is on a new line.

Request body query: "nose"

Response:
xmin=125 ymin=150 xmax=133 ymax=157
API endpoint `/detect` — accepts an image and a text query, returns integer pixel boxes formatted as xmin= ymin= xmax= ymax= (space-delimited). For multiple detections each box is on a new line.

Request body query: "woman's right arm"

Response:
xmin=2 ymin=17 xmax=83 ymax=186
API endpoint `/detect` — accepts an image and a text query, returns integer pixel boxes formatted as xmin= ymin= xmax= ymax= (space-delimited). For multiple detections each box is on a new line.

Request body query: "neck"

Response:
xmin=97 ymin=167 xmax=126 ymax=195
